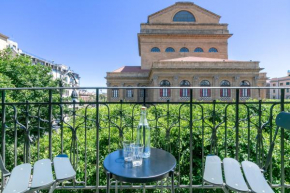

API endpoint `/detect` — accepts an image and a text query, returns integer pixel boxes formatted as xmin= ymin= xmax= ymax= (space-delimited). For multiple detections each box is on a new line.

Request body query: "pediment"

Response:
xmin=148 ymin=2 xmax=221 ymax=24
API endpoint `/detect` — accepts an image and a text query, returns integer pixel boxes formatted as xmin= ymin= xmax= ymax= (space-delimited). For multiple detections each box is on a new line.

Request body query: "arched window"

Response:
xmin=126 ymin=86 xmax=133 ymax=98
xmin=209 ymin=47 xmax=218 ymax=52
xmin=240 ymin=80 xmax=251 ymax=97
xmin=200 ymin=80 xmax=211 ymax=97
xmin=173 ymin=11 xmax=196 ymax=22
xmin=180 ymin=47 xmax=189 ymax=52
xmin=180 ymin=80 xmax=190 ymax=97
xmin=220 ymin=80 xmax=231 ymax=97
xmin=112 ymin=86 xmax=119 ymax=98
xmin=194 ymin=47 xmax=204 ymax=52
xmin=160 ymin=80 xmax=171 ymax=97
xmin=151 ymin=47 xmax=160 ymax=52
xmin=165 ymin=47 xmax=175 ymax=52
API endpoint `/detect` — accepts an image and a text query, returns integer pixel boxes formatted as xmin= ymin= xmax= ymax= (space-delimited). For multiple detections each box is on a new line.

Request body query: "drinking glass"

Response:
xmin=132 ymin=144 xmax=144 ymax=167
xmin=123 ymin=140 xmax=134 ymax=162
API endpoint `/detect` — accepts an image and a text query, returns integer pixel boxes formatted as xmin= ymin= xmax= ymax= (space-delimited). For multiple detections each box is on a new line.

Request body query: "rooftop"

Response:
xmin=112 ymin=66 xmax=150 ymax=73
xmin=270 ymin=76 xmax=290 ymax=82
xmin=159 ymin=56 xmax=243 ymax=62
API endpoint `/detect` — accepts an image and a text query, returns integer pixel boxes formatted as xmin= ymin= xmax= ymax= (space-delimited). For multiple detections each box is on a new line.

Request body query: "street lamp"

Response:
xmin=71 ymin=89 xmax=78 ymax=102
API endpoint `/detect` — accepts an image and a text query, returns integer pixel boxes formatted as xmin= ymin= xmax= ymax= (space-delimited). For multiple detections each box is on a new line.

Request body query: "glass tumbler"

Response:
xmin=123 ymin=140 xmax=134 ymax=162
xmin=132 ymin=144 xmax=144 ymax=167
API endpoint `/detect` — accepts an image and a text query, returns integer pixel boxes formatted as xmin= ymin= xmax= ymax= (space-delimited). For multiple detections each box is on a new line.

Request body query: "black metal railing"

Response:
xmin=0 ymin=87 xmax=290 ymax=192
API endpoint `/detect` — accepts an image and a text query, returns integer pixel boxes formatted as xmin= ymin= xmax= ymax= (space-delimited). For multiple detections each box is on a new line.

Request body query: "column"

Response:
xmin=106 ymin=82 xmax=111 ymax=102
xmin=233 ymin=76 xmax=240 ymax=100
xmin=173 ymin=75 xmax=179 ymax=102
xmin=213 ymin=76 xmax=219 ymax=100
xmin=153 ymin=75 xmax=159 ymax=102
xmin=120 ymin=83 xmax=125 ymax=100
xmin=193 ymin=76 xmax=199 ymax=100
xmin=252 ymin=76 xmax=259 ymax=99
xmin=135 ymin=83 xmax=139 ymax=102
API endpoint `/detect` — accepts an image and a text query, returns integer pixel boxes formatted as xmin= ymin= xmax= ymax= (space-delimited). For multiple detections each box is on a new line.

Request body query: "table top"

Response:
xmin=103 ymin=148 xmax=176 ymax=183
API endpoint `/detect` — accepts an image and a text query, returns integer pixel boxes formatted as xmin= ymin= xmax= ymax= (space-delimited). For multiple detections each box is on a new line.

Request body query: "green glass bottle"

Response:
xmin=136 ymin=106 xmax=150 ymax=158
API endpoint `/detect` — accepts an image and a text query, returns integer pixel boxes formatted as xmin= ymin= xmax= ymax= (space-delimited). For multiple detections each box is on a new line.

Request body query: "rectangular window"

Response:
xmin=163 ymin=88 xmax=168 ymax=97
xmin=273 ymin=84 xmax=276 ymax=86
xmin=287 ymin=88 xmax=290 ymax=93
xmin=200 ymin=89 xmax=211 ymax=97
xmin=127 ymin=89 xmax=133 ymax=98
xmin=273 ymin=90 xmax=276 ymax=93
xmin=202 ymin=89 xmax=208 ymax=97
xmin=182 ymin=89 xmax=188 ymax=97
xmin=241 ymin=88 xmax=250 ymax=97
xmin=280 ymin=83 xmax=283 ymax=86
xmin=242 ymin=89 xmax=247 ymax=97
xmin=286 ymin=82 xmax=290 ymax=85
xmin=112 ymin=89 xmax=118 ymax=98
xmin=222 ymin=89 xmax=228 ymax=97
xmin=140 ymin=90 xmax=144 ymax=97
xmin=220 ymin=88 xmax=231 ymax=97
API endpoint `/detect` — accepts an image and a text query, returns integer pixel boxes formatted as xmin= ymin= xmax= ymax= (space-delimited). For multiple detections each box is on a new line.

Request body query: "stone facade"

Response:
xmin=269 ymin=71 xmax=290 ymax=99
xmin=105 ymin=2 xmax=267 ymax=102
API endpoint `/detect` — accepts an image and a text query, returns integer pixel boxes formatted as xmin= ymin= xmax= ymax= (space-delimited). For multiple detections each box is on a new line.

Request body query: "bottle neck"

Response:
xmin=140 ymin=110 xmax=146 ymax=122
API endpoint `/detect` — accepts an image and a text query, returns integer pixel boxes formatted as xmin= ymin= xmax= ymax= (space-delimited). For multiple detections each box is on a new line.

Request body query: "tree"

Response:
xmin=0 ymin=48 xmax=58 ymax=102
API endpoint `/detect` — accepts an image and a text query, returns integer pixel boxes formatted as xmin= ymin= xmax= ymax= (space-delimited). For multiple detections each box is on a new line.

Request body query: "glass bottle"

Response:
xmin=136 ymin=106 xmax=150 ymax=158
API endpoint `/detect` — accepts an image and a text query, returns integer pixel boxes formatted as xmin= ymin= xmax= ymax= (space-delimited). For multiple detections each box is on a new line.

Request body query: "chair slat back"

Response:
xmin=276 ymin=112 xmax=290 ymax=130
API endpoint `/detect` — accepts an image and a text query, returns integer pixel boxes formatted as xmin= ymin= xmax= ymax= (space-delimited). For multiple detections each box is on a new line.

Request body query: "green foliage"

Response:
xmin=0 ymin=49 xmax=58 ymax=102
xmin=25 ymin=102 xmax=290 ymax=192
xmin=0 ymin=48 xmax=60 ymax=171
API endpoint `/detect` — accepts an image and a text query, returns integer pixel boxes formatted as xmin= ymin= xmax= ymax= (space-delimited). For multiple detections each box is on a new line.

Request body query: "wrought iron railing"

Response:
xmin=0 ymin=87 xmax=290 ymax=192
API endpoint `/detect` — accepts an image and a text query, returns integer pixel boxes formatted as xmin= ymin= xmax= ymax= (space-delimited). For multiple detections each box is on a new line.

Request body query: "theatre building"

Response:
xmin=105 ymin=2 xmax=267 ymax=102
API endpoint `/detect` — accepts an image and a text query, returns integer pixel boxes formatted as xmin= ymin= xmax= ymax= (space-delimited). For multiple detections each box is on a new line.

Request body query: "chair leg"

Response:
xmin=48 ymin=182 xmax=57 ymax=193
xmin=106 ymin=172 xmax=110 ymax=193
xmin=222 ymin=185 xmax=229 ymax=193
xmin=170 ymin=170 xmax=175 ymax=193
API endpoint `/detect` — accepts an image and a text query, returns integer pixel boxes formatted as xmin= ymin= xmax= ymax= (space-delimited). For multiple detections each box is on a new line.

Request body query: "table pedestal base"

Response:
xmin=106 ymin=170 xmax=175 ymax=193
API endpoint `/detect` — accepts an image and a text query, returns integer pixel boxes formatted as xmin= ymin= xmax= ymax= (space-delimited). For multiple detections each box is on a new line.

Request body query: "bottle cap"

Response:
xmin=141 ymin=106 xmax=146 ymax=110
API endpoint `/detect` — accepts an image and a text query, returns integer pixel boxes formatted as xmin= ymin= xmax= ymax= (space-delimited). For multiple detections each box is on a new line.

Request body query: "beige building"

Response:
xmin=105 ymin=2 xmax=267 ymax=102
xmin=269 ymin=71 xmax=290 ymax=99
xmin=0 ymin=33 xmax=19 ymax=55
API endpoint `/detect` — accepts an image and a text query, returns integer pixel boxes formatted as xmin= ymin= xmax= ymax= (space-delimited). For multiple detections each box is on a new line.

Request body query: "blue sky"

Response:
xmin=1 ymin=0 xmax=289 ymax=87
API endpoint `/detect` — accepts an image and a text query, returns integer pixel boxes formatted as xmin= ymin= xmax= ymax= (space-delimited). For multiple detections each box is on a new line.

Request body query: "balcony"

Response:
xmin=0 ymin=87 xmax=289 ymax=192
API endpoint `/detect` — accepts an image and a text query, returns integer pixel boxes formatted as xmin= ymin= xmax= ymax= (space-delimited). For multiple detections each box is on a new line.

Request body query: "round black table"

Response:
xmin=103 ymin=148 xmax=176 ymax=192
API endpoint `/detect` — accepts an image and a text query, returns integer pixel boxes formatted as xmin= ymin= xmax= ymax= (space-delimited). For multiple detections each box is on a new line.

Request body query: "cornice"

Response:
xmin=138 ymin=33 xmax=233 ymax=39
xmin=0 ymin=32 xmax=9 ymax=40
xmin=141 ymin=23 xmax=229 ymax=26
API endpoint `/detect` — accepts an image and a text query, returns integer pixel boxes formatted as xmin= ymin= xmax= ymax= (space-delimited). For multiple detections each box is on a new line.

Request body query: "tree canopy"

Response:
xmin=0 ymin=48 xmax=58 ymax=102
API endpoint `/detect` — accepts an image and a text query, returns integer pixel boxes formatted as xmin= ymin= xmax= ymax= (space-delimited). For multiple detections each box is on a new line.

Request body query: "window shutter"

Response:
xmin=208 ymin=89 xmax=211 ymax=97
xmin=180 ymin=89 xmax=182 ymax=97
xmin=187 ymin=89 xmax=190 ymax=96
xmin=200 ymin=89 xmax=203 ymax=97
xmin=240 ymin=89 xmax=242 ymax=97
xmin=160 ymin=89 xmax=163 ymax=97
xmin=228 ymin=89 xmax=231 ymax=97
xmin=168 ymin=89 xmax=171 ymax=97
xmin=247 ymin=89 xmax=251 ymax=97
xmin=220 ymin=89 xmax=223 ymax=97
